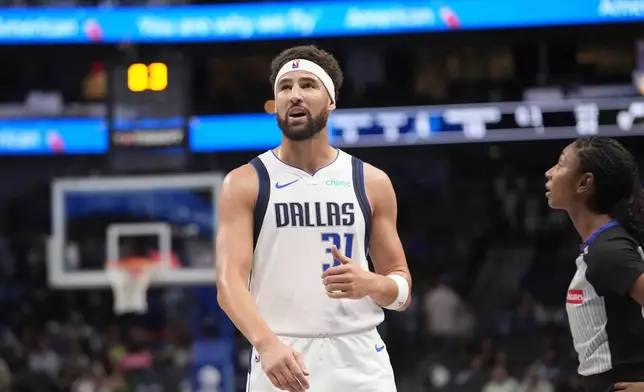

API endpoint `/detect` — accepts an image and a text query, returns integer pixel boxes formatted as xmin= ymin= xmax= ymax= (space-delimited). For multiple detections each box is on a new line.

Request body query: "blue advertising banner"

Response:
xmin=189 ymin=114 xmax=281 ymax=152
xmin=0 ymin=118 xmax=106 ymax=154
xmin=0 ymin=0 xmax=640 ymax=44
xmin=3 ymin=97 xmax=644 ymax=154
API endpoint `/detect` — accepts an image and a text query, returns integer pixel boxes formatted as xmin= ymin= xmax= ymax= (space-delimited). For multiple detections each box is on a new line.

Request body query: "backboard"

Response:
xmin=48 ymin=173 xmax=223 ymax=289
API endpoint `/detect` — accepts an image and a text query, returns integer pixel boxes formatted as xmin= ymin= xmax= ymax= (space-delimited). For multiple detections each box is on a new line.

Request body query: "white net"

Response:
xmin=106 ymin=262 xmax=158 ymax=314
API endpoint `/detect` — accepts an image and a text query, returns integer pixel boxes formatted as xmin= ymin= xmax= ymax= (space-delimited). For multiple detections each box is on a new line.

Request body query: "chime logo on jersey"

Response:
xmin=325 ymin=179 xmax=352 ymax=187
xmin=567 ymin=289 xmax=584 ymax=304
xmin=274 ymin=201 xmax=355 ymax=228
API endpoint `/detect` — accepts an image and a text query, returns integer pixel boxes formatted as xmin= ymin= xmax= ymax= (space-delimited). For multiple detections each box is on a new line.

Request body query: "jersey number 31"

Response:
xmin=321 ymin=233 xmax=354 ymax=271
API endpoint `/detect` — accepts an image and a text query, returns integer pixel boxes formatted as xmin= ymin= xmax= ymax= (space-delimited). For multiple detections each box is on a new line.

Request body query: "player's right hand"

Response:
xmin=257 ymin=339 xmax=310 ymax=392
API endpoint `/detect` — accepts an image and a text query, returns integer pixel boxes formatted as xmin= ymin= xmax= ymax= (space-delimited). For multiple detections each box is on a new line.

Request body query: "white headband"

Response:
xmin=274 ymin=59 xmax=336 ymax=103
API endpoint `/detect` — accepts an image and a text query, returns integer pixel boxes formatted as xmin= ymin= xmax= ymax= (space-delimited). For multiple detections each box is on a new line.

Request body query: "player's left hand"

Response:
xmin=614 ymin=382 xmax=644 ymax=391
xmin=321 ymin=245 xmax=375 ymax=299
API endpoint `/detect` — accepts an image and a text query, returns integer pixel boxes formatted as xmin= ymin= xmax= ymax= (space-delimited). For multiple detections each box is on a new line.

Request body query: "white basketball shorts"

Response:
xmin=246 ymin=328 xmax=397 ymax=392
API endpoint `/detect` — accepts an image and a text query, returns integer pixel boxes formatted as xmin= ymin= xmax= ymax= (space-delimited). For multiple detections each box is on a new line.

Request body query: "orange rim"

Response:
xmin=107 ymin=258 xmax=153 ymax=276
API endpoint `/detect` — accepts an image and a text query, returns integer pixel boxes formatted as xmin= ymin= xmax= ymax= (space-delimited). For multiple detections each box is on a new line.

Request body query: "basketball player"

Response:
xmin=215 ymin=45 xmax=411 ymax=392
xmin=545 ymin=137 xmax=644 ymax=392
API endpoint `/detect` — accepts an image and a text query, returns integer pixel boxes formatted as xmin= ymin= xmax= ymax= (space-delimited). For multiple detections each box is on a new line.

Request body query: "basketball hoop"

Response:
xmin=106 ymin=258 xmax=159 ymax=315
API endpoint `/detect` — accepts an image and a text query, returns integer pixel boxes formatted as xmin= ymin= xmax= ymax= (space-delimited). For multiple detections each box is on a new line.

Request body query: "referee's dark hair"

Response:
xmin=575 ymin=137 xmax=644 ymax=243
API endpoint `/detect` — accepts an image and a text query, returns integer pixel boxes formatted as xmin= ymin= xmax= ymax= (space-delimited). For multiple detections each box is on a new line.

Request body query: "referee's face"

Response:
xmin=545 ymin=144 xmax=585 ymax=210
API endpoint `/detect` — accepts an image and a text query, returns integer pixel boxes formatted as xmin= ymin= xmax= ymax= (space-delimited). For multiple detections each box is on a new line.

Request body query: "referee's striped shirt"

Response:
xmin=567 ymin=221 xmax=644 ymax=392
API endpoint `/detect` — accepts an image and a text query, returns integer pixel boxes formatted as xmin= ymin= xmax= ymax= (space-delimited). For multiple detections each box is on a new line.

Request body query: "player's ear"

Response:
xmin=328 ymin=98 xmax=336 ymax=111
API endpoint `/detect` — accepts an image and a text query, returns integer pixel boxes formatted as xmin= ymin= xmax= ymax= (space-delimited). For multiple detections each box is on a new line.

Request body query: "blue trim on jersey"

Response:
xmin=270 ymin=148 xmax=340 ymax=177
xmin=582 ymin=221 xmax=619 ymax=249
xmin=246 ymin=347 xmax=253 ymax=392
xmin=250 ymin=157 xmax=271 ymax=250
xmin=351 ymin=156 xmax=372 ymax=256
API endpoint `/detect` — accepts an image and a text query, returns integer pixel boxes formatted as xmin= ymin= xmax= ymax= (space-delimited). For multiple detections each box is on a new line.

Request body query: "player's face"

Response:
xmin=545 ymin=143 xmax=593 ymax=211
xmin=275 ymin=71 xmax=334 ymax=141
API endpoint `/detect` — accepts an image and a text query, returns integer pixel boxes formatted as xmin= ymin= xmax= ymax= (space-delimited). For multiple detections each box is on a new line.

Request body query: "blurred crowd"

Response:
xmin=1 ymin=139 xmax=642 ymax=391
xmin=0 ymin=1 xmax=641 ymax=390
xmin=352 ymin=144 xmax=588 ymax=392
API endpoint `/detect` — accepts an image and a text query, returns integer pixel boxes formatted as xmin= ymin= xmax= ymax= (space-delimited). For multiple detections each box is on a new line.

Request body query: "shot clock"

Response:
xmin=105 ymin=49 xmax=191 ymax=171
xmin=107 ymin=50 xmax=190 ymax=153
xmin=126 ymin=62 xmax=168 ymax=92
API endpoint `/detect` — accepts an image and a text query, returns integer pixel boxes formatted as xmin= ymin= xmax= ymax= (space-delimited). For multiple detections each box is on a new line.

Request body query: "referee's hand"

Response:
xmin=614 ymin=382 xmax=644 ymax=391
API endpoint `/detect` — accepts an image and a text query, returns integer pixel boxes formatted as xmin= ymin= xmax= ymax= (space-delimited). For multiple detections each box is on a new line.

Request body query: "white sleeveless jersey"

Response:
xmin=249 ymin=149 xmax=384 ymax=337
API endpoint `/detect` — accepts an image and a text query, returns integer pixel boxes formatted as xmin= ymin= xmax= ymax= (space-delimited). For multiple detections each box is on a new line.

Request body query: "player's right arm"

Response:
xmin=215 ymin=164 xmax=309 ymax=392
xmin=215 ymin=165 xmax=274 ymax=347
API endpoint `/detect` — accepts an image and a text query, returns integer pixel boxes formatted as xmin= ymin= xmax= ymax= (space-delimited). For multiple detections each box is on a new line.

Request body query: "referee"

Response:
xmin=545 ymin=137 xmax=644 ymax=392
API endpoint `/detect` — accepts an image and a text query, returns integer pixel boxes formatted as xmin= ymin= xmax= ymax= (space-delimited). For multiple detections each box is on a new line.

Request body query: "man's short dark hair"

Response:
xmin=269 ymin=45 xmax=343 ymax=101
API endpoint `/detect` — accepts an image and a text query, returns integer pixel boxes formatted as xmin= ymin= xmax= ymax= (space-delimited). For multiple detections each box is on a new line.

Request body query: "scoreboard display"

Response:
xmin=107 ymin=49 xmax=190 ymax=157
xmin=328 ymin=98 xmax=644 ymax=146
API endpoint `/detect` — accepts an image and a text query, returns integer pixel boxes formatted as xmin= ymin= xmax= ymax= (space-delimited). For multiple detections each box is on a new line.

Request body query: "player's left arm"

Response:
xmin=322 ymin=163 xmax=411 ymax=310
xmin=362 ymin=163 xmax=412 ymax=311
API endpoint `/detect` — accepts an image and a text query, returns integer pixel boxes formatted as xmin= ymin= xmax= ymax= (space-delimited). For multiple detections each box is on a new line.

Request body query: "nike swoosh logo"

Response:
xmin=275 ymin=179 xmax=299 ymax=189
xmin=375 ymin=344 xmax=385 ymax=352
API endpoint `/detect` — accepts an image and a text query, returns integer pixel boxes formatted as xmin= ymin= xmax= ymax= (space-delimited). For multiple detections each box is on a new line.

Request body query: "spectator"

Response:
xmin=28 ymin=338 xmax=60 ymax=380
xmin=517 ymin=364 xmax=554 ymax=392
xmin=483 ymin=364 xmax=519 ymax=392
xmin=0 ymin=358 xmax=10 ymax=392
xmin=423 ymin=276 xmax=474 ymax=343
